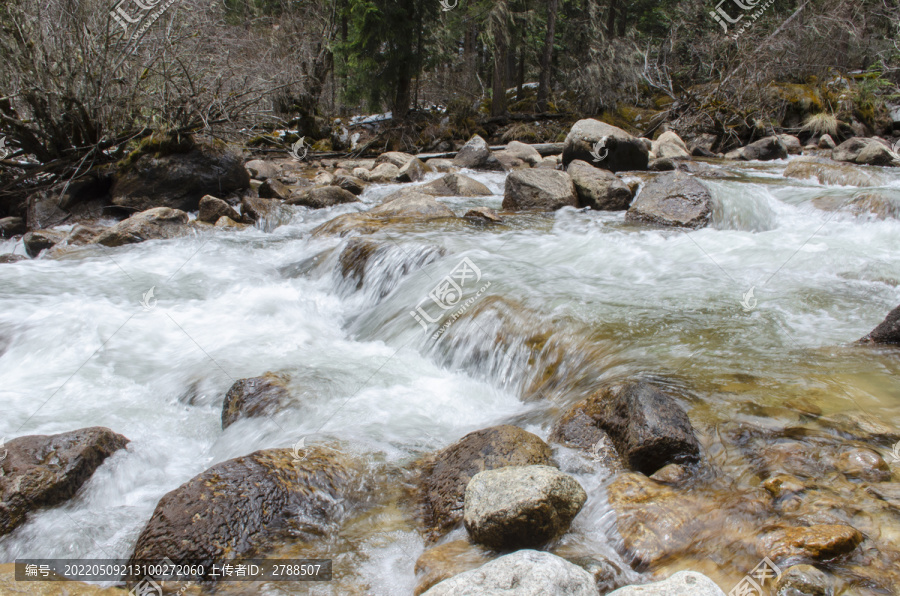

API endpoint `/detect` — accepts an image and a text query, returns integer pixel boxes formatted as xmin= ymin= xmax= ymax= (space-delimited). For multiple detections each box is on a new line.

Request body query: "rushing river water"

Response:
xmin=1 ymin=157 xmax=900 ymax=594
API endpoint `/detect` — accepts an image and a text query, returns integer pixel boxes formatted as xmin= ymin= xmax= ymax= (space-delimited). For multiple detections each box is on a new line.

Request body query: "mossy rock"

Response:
xmin=117 ymin=132 xmax=196 ymax=170
xmin=312 ymin=138 xmax=333 ymax=152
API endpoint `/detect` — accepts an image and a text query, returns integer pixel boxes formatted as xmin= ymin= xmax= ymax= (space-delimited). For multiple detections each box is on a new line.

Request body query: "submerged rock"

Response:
xmin=774 ymin=564 xmax=832 ymax=596
xmin=783 ymin=156 xmax=884 ymax=187
xmin=112 ymin=138 xmax=249 ymax=212
xmin=198 ymin=195 xmax=241 ymax=224
xmin=555 ymin=381 xmax=699 ymax=475
xmin=221 ymin=373 xmax=291 ymax=429
xmin=859 ymin=304 xmax=900 ymax=345
xmin=502 ymin=169 xmax=578 ymax=211
xmin=418 ymin=425 xmax=554 ymax=539
xmin=760 ymin=524 xmax=862 ymax=561
xmin=372 ymin=191 xmax=456 ymax=219
xmin=414 ymin=540 xmax=496 ymax=596
xmin=463 ymin=465 xmax=586 ymax=549
xmin=562 ymin=119 xmax=649 ymax=172
xmin=421 ymin=550 xmax=599 ymax=596
xmin=93 ymin=207 xmax=191 ymax=247
xmin=418 ymin=173 xmax=492 ymax=197
xmin=0 ymin=427 xmax=128 ymax=537
xmin=607 ymin=571 xmax=725 ymax=595
xmin=128 ymin=447 xmax=358 ymax=578
xmin=567 ymin=160 xmax=633 ymax=210
xmin=626 ymin=171 xmax=712 ymax=229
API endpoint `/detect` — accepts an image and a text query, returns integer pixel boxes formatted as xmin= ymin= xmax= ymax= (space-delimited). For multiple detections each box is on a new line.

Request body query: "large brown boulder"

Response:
xmin=93 ymin=207 xmax=191 ymax=247
xmin=112 ymin=137 xmax=249 ymax=212
xmin=418 ymin=425 xmax=554 ymax=539
xmin=551 ymin=381 xmax=700 ymax=475
xmin=198 ymin=195 xmax=240 ymax=224
xmin=562 ymin=119 xmax=649 ymax=172
xmin=502 ymin=170 xmax=578 ymax=211
xmin=221 ymin=373 xmax=291 ymax=429
xmin=625 ymin=171 xmax=712 ymax=228
xmin=566 ymin=160 xmax=633 ymax=210
xmin=832 ymin=137 xmax=899 ymax=166
xmin=418 ymin=174 xmax=492 ymax=197
xmin=127 ymin=447 xmax=359 ymax=579
xmin=760 ymin=525 xmax=862 ymax=561
xmin=23 ymin=229 xmax=67 ymax=257
xmin=859 ymin=304 xmax=900 ymax=345
xmin=726 ymin=136 xmax=788 ymax=161
xmin=287 ymin=186 xmax=361 ymax=209
xmin=1 ymin=427 xmax=128 ymax=537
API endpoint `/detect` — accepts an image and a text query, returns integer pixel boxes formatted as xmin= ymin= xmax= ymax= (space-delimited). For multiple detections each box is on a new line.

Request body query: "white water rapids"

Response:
xmin=1 ymin=158 xmax=899 ymax=593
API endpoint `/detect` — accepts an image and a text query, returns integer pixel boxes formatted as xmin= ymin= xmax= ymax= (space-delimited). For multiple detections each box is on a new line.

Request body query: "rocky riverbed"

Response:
xmin=1 ymin=122 xmax=900 ymax=595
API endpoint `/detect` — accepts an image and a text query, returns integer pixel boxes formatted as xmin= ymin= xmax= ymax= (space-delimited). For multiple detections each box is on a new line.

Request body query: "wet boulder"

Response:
xmin=93 ymin=207 xmax=191 ymax=247
xmin=502 ymin=170 xmax=578 ymax=211
xmin=760 ymin=524 xmax=862 ymax=561
xmin=784 ymin=156 xmax=885 ymax=187
xmin=0 ymin=427 xmax=128 ymax=537
xmin=504 ymin=141 xmax=542 ymax=166
xmin=414 ymin=540 xmax=495 ymax=596
xmin=553 ymin=381 xmax=700 ymax=475
xmin=453 ymin=135 xmax=492 ymax=169
xmin=726 ymin=136 xmax=788 ymax=161
xmin=418 ymin=425 xmax=554 ymax=539
xmin=215 ymin=216 xmax=246 ymax=228
xmin=859 ymin=304 xmax=900 ymax=345
xmin=371 ymin=191 xmax=455 ymax=219
xmin=258 ymin=178 xmax=291 ymax=200
xmin=335 ymin=173 xmax=366 ymax=195
xmin=128 ymin=447 xmax=358 ymax=577
xmin=463 ymin=465 xmax=586 ymax=549
xmin=464 ymin=207 xmax=502 ymax=223
xmin=566 ymin=160 xmax=633 ymax=210
xmin=221 ymin=373 xmax=290 ymax=429
xmin=0 ymin=217 xmax=25 ymax=238
xmin=112 ymin=137 xmax=249 ymax=212
xmin=287 ymin=186 xmax=360 ymax=209
xmin=240 ymin=196 xmax=293 ymax=232
xmin=198 ymin=195 xmax=240 ymax=224
xmin=562 ymin=119 xmax=649 ymax=172
xmin=607 ymin=571 xmax=725 ymax=596
xmin=418 ymin=173 xmax=492 ymax=197
xmin=626 ymin=171 xmax=712 ymax=229
xmin=774 ymin=564 xmax=832 ymax=596
xmin=833 ymin=137 xmax=899 ymax=166
xmin=398 ymin=157 xmax=432 ymax=182
xmin=835 ymin=448 xmax=891 ymax=482
xmin=651 ymin=131 xmax=691 ymax=160
xmin=23 ymin=229 xmax=67 ymax=257
xmin=361 ymin=163 xmax=401 ymax=183
xmin=421 ymin=550 xmax=598 ymax=596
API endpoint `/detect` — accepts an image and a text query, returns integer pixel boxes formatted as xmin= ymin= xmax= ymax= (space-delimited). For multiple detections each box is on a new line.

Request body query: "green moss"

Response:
xmin=117 ymin=131 xmax=196 ymax=170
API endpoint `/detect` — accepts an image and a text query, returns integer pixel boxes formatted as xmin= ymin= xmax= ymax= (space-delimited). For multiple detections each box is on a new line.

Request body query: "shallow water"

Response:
xmin=1 ymin=158 xmax=899 ymax=593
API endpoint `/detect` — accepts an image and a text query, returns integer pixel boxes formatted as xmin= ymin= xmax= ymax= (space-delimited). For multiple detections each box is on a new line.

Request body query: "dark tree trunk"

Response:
xmin=536 ymin=0 xmax=559 ymax=112
xmin=516 ymin=50 xmax=526 ymax=102
xmin=607 ymin=0 xmax=618 ymax=38
xmin=491 ymin=43 xmax=508 ymax=117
